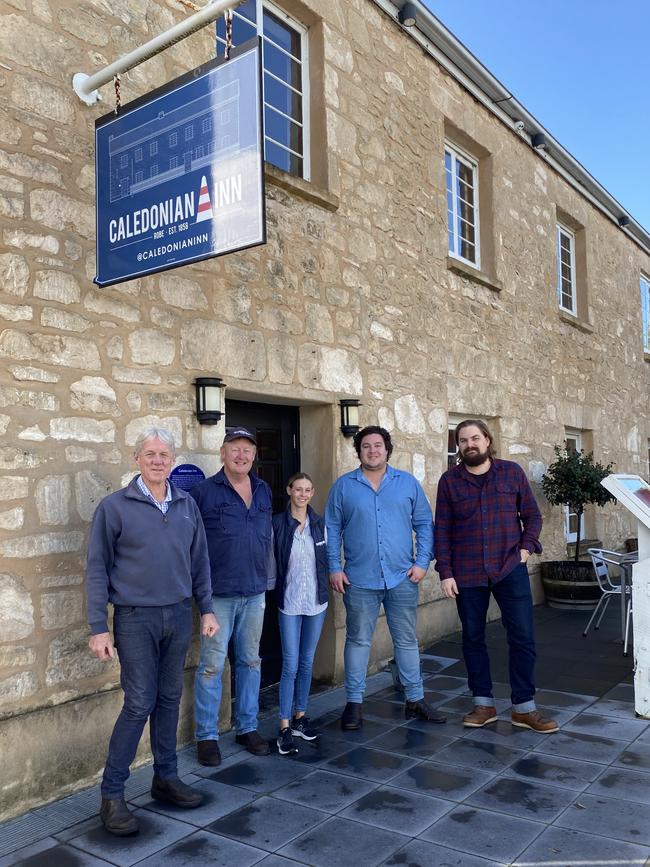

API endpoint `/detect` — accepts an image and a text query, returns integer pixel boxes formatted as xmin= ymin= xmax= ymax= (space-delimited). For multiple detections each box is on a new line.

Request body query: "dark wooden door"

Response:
xmin=225 ymin=399 xmax=299 ymax=688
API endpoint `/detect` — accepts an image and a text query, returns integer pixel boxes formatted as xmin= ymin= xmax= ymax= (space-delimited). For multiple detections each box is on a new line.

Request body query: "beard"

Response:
xmin=460 ymin=447 xmax=490 ymax=467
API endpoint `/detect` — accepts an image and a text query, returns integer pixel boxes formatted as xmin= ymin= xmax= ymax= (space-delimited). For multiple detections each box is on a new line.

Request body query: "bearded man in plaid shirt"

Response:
xmin=435 ymin=419 xmax=558 ymax=733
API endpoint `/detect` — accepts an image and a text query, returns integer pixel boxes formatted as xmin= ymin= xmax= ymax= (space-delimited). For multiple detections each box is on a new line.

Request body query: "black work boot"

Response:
xmin=151 ymin=776 xmax=203 ymax=808
xmin=405 ymin=698 xmax=447 ymax=723
xmin=197 ymin=739 xmax=222 ymax=767
xmin=100 ymin=797 xmax=139 ymax=836
xmin=340 ymin=701 xmax=363 ymax=730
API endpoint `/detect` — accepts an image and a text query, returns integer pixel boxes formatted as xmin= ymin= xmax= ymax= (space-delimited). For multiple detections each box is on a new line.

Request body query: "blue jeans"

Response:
xmin=455 ymin=563 xmax=537 ymax=712
xmin=278 ymin=610 xmax=326 ymax=721
xmin=194 ymin=592 xmax=265 ymax=740
xmin=343 ymin=578 xmax=423 ymax=703
xmin=102 ymin=599 xmax=192 ymax=798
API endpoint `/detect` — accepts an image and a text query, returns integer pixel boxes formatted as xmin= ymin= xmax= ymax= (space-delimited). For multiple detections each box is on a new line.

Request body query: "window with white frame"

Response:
xmin=556 ymin=223 xmax=577 ymax=314
xmin=641 ymin=274 xmax=650 ymax=353
xmin=564 ymin=430 xmax=585 ymax=543
xmin=445 ymin=144 xmax=479 ymax=267
xmin=216 ymin=0 xmax=309 ymax=179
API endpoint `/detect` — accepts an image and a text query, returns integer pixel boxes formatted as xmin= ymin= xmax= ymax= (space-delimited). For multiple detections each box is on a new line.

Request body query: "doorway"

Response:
xmin=225 ymin=398 xmax=300 ymax=689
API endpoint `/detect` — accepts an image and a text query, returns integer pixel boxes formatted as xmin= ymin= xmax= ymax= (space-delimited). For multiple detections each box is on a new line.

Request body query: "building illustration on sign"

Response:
xmin=108 ymin=80 xmax=240 ymax=202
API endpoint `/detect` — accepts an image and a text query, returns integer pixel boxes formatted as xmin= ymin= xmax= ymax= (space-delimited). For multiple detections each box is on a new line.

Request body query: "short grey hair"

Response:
xmin=134 ymin=427 xmax=176 ymax=456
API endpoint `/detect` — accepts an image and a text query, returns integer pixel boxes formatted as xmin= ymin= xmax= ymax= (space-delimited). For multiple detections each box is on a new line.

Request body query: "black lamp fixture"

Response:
xmin=194 ymin=377 xmax=226 ymax=425
xmin=618 ymin=215 xmax=631 ymax=228
xmin=531 ymin=132 xmax=548 ymax=151
xmin=339 ymin=399 xmax=361 ymax=438
xmin=398 ymin=2 xmax=418 ymax=26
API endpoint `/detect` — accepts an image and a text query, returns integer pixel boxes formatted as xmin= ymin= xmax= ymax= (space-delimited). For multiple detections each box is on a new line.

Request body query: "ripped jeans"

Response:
xmin=194 ymin=592 xmax=265 ymax=740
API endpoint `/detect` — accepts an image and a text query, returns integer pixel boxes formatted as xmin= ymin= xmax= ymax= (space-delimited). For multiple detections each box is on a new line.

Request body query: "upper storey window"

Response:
xmin=217 ymin=0 xmax=309 ymax=179
xmin=445 ymin=143 xmax=480 ymax=267
xmin=556 ymin=223 xmax=577 ymax=315
xmin=641 ymin=274 xmax=650 ymax=353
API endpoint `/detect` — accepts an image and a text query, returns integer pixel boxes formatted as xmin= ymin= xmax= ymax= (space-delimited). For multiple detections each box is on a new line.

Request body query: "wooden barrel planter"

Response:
xmin=540 ymin=561 xmax=600 ymax=610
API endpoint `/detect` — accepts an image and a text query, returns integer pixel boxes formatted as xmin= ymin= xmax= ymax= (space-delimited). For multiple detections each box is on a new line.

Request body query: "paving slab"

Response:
xmin=339 ymin=785 xmax=452 ymax=836
xmin=277 ymin=815 xmax=406 ymax=867
xmin=206 ymin=796 xmax=326 ymax=853
xmin=133 ymin=829 xmax=266 ymax=866
xmin=513 ymin=825 xmax=650 ymax=866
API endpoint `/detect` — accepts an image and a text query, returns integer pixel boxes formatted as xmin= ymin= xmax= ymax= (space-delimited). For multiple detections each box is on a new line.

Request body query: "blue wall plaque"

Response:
xmin=95 ymin=40 xmax=265 ymax=286
xmin=170 ymin=463 xmax=206 ymax=492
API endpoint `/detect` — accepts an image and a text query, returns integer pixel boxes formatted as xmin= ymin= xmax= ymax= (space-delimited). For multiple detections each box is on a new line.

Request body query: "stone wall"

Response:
xmin=0 ymin=0 xmax=649 ymax=818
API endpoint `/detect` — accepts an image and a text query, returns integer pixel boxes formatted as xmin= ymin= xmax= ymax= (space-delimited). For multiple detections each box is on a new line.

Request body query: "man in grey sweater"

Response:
xmin=86 ymin=427 xmax=218 ymax=836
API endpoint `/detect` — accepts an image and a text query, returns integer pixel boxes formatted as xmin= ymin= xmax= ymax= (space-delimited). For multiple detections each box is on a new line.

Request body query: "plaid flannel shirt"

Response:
xmin=434 ymin=458 xmax=542 ymax=587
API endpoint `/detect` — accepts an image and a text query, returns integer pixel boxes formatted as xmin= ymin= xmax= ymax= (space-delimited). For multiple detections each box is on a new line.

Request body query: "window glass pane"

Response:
xmin=265 ymin=138 xmax=302 ymax=176
xmin=444 ymin=151 xmax=452 ymax=172
xmin=264 ymin=73 xmax=302 ymax=124
xmin=264 ymin=39 xmax=302 ymax=92
xmin=264 ymin=105 xmax=302 ymax=156
xmin=264 ymin=8 xmax=301 ymax=59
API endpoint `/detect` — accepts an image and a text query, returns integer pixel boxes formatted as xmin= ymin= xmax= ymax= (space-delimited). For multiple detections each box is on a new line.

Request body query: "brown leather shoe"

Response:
xmin=511 ymin=710 xmax=558 ymax=733
xmin=462 ymin=705 xmax=498 ymax=727
xmin=99 ymin=797 xmax=139 ymax=836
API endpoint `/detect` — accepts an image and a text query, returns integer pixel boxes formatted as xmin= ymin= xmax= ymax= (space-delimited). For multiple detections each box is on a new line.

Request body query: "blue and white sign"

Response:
xmin=95 ymin=40 xmax=265 ymax=286
xmin=170 ymin=463 xmax=206 ymax=492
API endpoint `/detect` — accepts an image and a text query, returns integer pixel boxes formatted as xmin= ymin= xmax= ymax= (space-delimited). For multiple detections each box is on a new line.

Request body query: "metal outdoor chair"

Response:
xmin=583 ymin=549 xmax=632 ymax=652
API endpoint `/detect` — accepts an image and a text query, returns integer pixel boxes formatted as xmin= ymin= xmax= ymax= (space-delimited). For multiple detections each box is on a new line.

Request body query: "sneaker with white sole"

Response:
xmin=291 ymin=716 xmax=319 ymax=741
xmin=277 ymin=726 xmax=299 ymax=755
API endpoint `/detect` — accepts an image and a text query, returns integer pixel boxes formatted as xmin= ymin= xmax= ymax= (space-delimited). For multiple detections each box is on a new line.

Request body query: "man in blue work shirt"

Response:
xmin=326 ymin=425 xmax=445 ymax=730
xmin=191 ymin=428 xmax=273 ymax=764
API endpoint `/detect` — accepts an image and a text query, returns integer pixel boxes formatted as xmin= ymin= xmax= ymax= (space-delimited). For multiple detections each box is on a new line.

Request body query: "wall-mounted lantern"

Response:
xmin=339 ymin=399 xmax=361 ymax=438
xmin=194 ymin=377 xmax=226 ymax=425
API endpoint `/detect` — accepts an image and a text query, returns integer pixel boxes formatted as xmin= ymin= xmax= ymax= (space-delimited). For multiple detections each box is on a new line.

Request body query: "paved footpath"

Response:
xmin=1 ymin=605 xmax=647 ymax=867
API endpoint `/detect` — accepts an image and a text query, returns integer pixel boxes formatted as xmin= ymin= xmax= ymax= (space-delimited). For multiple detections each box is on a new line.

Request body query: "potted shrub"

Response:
xmin=540 ymin=446 xmax=615 ymax=608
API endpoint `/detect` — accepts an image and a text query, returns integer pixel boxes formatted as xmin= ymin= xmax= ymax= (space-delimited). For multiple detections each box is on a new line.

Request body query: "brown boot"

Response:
xmin=511 ymin=710 xmax=558 ymax=733
xmin=462 ymin=705 xmax=498 ymax=728
xmin=99 ymin=797 xmax=138 ymax=836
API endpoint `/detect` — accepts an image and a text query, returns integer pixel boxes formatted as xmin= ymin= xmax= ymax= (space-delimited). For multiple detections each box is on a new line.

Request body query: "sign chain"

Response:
xmin=225 ymin=9 xmax=233 ymax=59
xmin=113 ymin=74 xmax=121 ymax=115
xmin=176 ymin=0 xmax=201 ymax=11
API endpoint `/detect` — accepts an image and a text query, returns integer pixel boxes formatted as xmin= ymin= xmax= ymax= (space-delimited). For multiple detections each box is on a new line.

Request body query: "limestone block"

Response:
xmin=528 ymin=460 xmax=546 ymax=484
xmin=377 ymin=407 xmax=395 ymax=432
xmin=84 ymin=291 xmax=140 ymax=323
xmin=10 ymin=75 xmax=74 ymax=125
xmin=323 ymin=23 xmax=354 ymax=72
xmin=64 ymin=239 xmax=82 ymax=260
xmin=297 ymin=344 xmax=363 ymax=394
xmin=325 ymin=65 xmax=339 ymax=109
xmin=18 ymin=425 xmax=46 ymax=441
xmin=305 ymin=303 xmax=334 ymax=342
xmin=40 ymin=574 xmax=83 ymax=588
xmin=181 ymin=319 xmax=267 ymax=381
xmin=41 ymin=307 xmax=91 ymax=333
xmin=0 ymin=672 xmax=37 ymax=704
xmin=0 ymin=302 xmax=32 ymax=322
xmin=147 ymin=392 xmax=192 ymax=412
xmin=41 ymin=590 xmax=84 ymax=630
xmin=128 ymin=329 xmax=176 ymax=366
xmin=0 ymin=646 xmax=35 ymax=667
xmin=9 ymin=365 xmax=59 ymax=383
xmin=65 ymin=446 xmax=96 ymax=463
xmin=0 ymin=574 xmax=34 ymax=640
xmin=0 ymin=192 xmax=24 ymax=220
xmin=35 ymin=475 xmax=71 ymax=525
xmin=159 ymin=275 xmax=208 ymax=310
xmin=112 ymin=365 xmax=161 ymax=385
xmin=394 ymin=394 xmax=426 ymax=435
xmin=370 ymin=321 xmax=393 ymax=341
xmin=258 ymin=305 xmax=303 ymax=335
xmin=45 ymin=628 xmax=107 ymax=686
xmin=0 ymin=448 xmax=46 ymax=470
xmin=70 ymin=376 xmax=119 ymax=416
xmin=0 ymin=385 xmax=58 ymax=411
xmin=0 ymin=329 xmax=101 ymax=370
xmin=150 ymin=306 xmax=177 ymax=329
xmin=124 ymin=415 xmax=183 ymax=449
xmin=0 ymin=476 xmax=28 ymax=500
xmin=0 ymin=14 xmax=77 ymax=76
xmin=126 ymin=391 xmax=142 ymax=412
xmin=0 ymin=531 xmax=83 ymax=559
xmin=3 ymin=230 xmax=58 ymax=254
xmin=428 ymin=408 xmax=447 ymax=434
xmin=30 ymin=190 xmax=94 ymax=238
xmin=327 ymin=110 xmax=360 ymax=166
xmin=0 ymin=507 xmax=24 ymax=530
xmin=413 ymin=453 xmax=426 ymax=483
xmin=33 ymin=271 xmax=80 ymax=304
xmin=0 ymin=253 xmax=29 ymax=297
xmin=75 ymin=470 xmax=112 ymax=522
xmin=0 ymin=414 xmax=8 ymax=435
xmin=384 ymin=70 xmax=405 ymax=95
xmin=106 ymin=336 xmax=123 ymax=361
xmin=266 ymin=333 xmax=297 ymax=385
xmin=50 ymin=418 xmax=115 ymax=443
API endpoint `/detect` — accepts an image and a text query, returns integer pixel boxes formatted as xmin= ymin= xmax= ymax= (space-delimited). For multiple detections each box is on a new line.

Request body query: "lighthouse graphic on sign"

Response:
xmin=196 ymin=176 xmax=213 ymax=223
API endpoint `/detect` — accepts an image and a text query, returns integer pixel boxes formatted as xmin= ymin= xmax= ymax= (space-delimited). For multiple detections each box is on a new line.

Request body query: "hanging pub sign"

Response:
xmin=94 ymin=38 xmax=265 ymax=287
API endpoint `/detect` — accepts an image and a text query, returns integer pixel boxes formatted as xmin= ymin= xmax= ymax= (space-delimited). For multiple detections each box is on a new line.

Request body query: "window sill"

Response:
xmin=446 ymin=257 xmax=502 ymax=292
xmin=558 ymin=309 xmax=594 ymax=334
xmin=264 ymin=164 xmax=339 ymax=213
xmin=644 ymin=351 xmax=650 ymax=363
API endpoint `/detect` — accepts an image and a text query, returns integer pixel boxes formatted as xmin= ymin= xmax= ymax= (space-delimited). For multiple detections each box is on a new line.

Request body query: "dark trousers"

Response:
xmin=101 ymin=599 xmax=192 ymax=798
xmin=455 ymin=563 xmax=536 ymax=709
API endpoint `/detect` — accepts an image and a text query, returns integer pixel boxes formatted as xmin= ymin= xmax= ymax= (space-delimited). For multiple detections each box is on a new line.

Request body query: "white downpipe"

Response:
xmin=72 ymin=0 xmax=241 ymax=105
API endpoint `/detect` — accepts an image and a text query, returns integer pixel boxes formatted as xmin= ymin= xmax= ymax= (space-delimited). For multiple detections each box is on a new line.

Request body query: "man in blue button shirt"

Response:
xmin=191 ymin=428 xmax=273 ymax=763
xmin=325 ymin=425 xmax=445 ymax=730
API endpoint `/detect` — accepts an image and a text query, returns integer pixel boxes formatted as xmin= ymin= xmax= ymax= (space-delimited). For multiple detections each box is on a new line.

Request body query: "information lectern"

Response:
xmin=601 ymin=474 xmax=650 ymax=718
